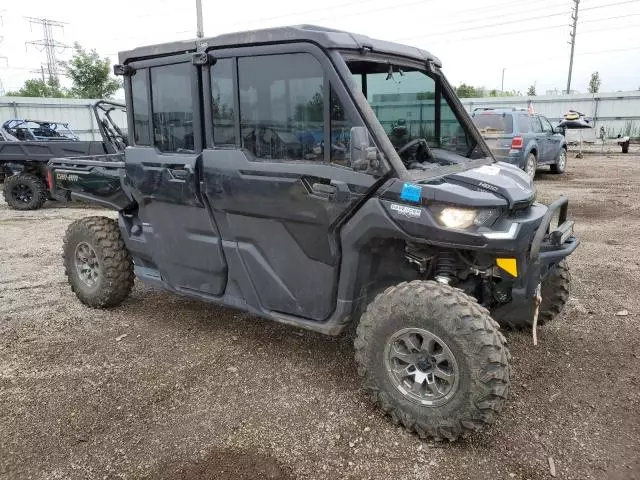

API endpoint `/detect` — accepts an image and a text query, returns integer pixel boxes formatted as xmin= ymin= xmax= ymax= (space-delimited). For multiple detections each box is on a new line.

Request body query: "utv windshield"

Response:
xmin=345 ymin=58 xmax=490 ymax=171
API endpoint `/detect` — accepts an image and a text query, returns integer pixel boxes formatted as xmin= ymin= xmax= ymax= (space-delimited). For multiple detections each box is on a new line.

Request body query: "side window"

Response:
xmin=439 ymin=95 xmax=471 ymax=155
xmin=211 ymin=58 xmax=236 ymax=146
xmin=150 ymin=63 xmax=194 ymax=152
xmin=540 ymin=116 xmax=553 ymax=133
xmin=131 ymin=69 xmax=151 ymax=146
xmin=238 ymin=53 xmax=324 ymax=161
xmin=330 ymin=86 xmax=355 ymax=167
xmin=529 ymin=116 xmax=543 ymax=133
xmin=518 ymin=115 xmax=530 ymax=134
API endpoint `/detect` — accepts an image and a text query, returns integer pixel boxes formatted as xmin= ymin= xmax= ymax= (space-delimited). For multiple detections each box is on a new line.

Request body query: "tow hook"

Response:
xmin=532 ymin=283 xmax=542 ymax=346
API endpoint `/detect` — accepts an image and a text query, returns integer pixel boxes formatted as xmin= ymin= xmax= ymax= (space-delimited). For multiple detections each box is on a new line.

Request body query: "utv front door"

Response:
xmin=201 ymin=46 xmax=379 ymax=321
xmin=124 ymin=56 xmax=228 ymax=296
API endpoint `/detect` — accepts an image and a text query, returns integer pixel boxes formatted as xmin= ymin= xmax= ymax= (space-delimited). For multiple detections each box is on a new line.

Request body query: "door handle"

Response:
xmin=168 ymin=164 xmax=195 ymax=181
xmin=310 ymin=180 xmax=350 ymax=202
xmin=311 ymin=182 xmax=337 ymax=197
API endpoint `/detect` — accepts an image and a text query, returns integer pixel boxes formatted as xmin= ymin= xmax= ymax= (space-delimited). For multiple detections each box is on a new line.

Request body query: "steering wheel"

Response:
xmin=396 ymin=138 xmax=435 ymax=165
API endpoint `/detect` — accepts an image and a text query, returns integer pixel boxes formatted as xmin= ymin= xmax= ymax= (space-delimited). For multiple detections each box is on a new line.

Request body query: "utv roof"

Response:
xmin=118 ymin=24 xmax=442 ymax=67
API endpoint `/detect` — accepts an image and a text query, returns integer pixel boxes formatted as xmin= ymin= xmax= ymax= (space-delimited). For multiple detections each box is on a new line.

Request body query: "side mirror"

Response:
xmin=350 ymin=126 xmax=379 ymax=171
xmin=553 ymin=126 xmax=565 ymax=135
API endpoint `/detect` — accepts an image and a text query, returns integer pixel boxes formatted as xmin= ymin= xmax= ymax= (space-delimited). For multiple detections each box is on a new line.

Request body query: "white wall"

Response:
xmin=2 ymin=90 xmax=639 ymax=142
xmin=0 ymin=97 xmax=126 ymax=141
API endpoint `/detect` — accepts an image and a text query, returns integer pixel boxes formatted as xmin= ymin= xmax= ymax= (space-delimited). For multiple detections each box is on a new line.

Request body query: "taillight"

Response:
xmin=511 ymin=136 xmax=524 ymax=149
xmin=46 ymin=169 xmax=54 ymax=189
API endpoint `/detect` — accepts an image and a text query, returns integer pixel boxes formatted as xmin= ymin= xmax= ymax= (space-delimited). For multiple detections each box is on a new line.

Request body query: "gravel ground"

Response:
xmin=1 ymin=151 xmax=639 ymax=480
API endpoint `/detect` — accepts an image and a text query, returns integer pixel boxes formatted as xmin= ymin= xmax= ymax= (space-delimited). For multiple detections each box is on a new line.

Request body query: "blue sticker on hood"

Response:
xmin=400 ymin=183 xmax=422 ymax=203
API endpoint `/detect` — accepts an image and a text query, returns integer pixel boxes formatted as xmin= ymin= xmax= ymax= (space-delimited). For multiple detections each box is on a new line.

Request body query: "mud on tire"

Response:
xmin=354 ymin=280 xmax=511 ymax=441
xmin=498 ymin=260 xmax=571 ymax=330
xmin=3 ymin=172 xmax=47 ymax=210
xmin=539 ymin=260 xmax=571 ymax=324
xmin=63 ymin=216 xmax=134 ymax=308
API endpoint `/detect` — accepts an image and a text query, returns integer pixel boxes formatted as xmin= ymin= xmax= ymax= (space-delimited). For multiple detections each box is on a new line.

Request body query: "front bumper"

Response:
xmin=492 ymin=196 xmax=579 ymax=324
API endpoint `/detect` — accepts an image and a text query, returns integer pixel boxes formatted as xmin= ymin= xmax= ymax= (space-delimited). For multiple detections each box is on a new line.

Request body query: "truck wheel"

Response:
xmin=524 ymin=153 xmax=537 ymax=179
xmin=550 ymin=148 xmax=567 ymax=174
xmin=354 ymin=280 xmax=510 ymax=441
xmin=3 ymin=173 xmax=47 ymax=210
xmin=538 ymin=260 xmax=571 ymax=324
xmin=63 ymin=216 xmax=134 ymax=308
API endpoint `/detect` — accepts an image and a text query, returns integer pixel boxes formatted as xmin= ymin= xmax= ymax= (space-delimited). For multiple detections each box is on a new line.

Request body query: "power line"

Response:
xmin=399 ymin=0 xmax=640 ymax=43
xmin=403 ymin=23 xmax=567 ymax=45
xmin=398 ymin=10 xmax=570 ymax=42
xmin=109 ymin=0 xmax=562 ymax=47
xmin=580 ymin=0 xmax=640 ymax=12
xmin=416 ymin=1 xmax=570 ymax=31
xmin=505 ymin=43 xmax=640 ymax=70
xmin=580 ymin=12 xmax=640 ymax=24
xmin=580 ymin=22 xmax=640 ymax=34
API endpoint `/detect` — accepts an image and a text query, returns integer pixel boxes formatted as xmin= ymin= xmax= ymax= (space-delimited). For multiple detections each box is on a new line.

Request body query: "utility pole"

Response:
xmin=501 ymin=68 xmax=506 ymax=92
xmin=566 ymin=0 xmax=580 ymax=94
xmin=196 ymin=0 xmax=204 ymax=39
xmin=25 ymin=17 xmax=69 ymax=83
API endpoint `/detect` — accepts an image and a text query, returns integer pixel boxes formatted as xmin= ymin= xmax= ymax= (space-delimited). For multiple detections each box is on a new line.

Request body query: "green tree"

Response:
xmin=588 ymin=71 xmax=601 ymax=94
xmin=488 ymin=89 xmax=522 ymax=98
xmin=61 ymin=43 xmax=121 ymax=98
xmin=455 ymin=83 xmax=483 ymax=98
xmin=6 ymin=77 xmax=68 ymax=98
xmin=527 ymin=84 xmax=537 ymax=96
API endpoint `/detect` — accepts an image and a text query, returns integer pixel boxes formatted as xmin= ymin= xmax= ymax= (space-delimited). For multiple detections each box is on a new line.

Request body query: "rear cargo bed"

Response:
xmin=47 ymin=154 xmax=133 ymax=210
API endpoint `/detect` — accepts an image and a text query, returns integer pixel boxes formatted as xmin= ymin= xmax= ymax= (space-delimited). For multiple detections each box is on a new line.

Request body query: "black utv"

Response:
xmin=49 ymin=26 xmax=579 ymax=441
xmin=0 ymin=101 xmax=127 ymax=210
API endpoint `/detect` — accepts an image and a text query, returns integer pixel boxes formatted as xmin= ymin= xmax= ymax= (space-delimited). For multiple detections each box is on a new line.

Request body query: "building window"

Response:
xmin=150 ymin=63 xmax=194 ymax=152
xmin=238 ymin=53 xmax=324 ymax=161
xmin=131 ymin=69 xmax=150 ymax=146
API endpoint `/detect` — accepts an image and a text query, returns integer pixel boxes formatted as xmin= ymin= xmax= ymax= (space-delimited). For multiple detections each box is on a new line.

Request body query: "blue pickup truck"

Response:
xmin=472 ymin=108 xmax=567 ymax=178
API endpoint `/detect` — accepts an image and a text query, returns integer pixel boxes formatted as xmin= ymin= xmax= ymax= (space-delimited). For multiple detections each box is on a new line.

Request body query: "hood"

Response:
xmin=447 ymin=162 xmax=535 ymax=209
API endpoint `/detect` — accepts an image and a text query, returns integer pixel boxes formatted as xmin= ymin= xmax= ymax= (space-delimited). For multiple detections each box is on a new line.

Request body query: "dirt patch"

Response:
xmin=1 ymin=153 xmax=640 ymax=480
xmin=159 ymin=448 xmax=294 ymax=480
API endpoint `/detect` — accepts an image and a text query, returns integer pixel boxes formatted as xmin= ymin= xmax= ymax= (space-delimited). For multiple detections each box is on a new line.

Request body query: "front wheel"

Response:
xmin=354 ymin=280 xmax=510 ymax=441
xmin=3 ymin=172 xmax=47 ymax=210
xmin=63 ymin=216 xmax=134 ymax=308
xmin=539 ymin=260 xmax=571 ymax=324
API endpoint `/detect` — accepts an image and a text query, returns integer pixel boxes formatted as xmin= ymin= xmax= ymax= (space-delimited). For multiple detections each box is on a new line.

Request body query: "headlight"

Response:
xmin=439 ymin=207 xmax=476 ymax=229
xmin=432 ymin=205 xmax=501 ymax=230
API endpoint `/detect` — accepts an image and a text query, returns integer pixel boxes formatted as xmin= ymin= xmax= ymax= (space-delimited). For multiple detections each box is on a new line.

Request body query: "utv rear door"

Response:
xmin=123 ymin=56 xmax=228 ymax=296
xmin=200 ymin=44 xmax=379 ymax=321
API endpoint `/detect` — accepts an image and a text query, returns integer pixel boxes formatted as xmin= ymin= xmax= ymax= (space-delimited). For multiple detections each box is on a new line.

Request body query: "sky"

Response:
xmin=1 ymin=0 xmax=639 ymax=96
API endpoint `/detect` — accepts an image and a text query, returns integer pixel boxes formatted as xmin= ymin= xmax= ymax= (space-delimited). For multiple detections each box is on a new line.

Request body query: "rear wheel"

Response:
xmin=550 ymin=148 xmax=567 ymax=173
xmin=3 ymin=172 xmax=47 ymax=210
xmin=524 ymin=153 xmax=537 ymax=179
xmin=354 ymin=280 xmax=510 ymax=441
xmin=63 ymin=216 xmax=134 ymax=308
